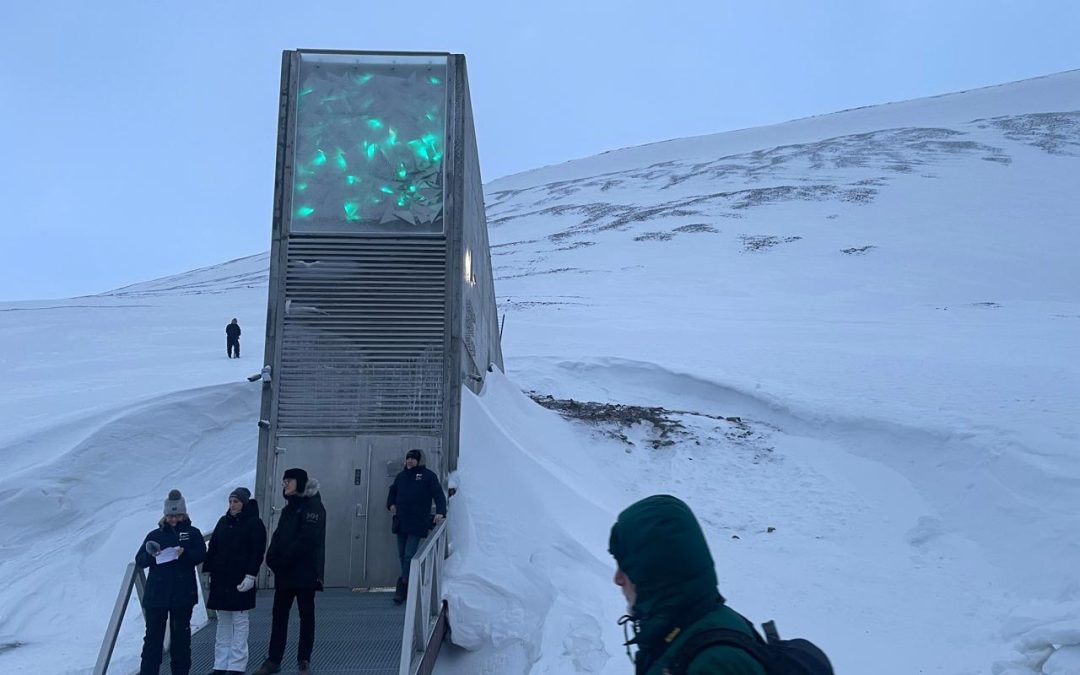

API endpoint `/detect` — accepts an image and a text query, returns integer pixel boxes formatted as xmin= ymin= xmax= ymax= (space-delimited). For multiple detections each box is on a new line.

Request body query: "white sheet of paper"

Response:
xmin=155 ymin=546 xmax=180 ymax=564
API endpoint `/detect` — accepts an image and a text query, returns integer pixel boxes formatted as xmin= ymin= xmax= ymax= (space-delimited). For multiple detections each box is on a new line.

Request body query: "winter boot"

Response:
xmin=298 ymin=660 xmax=312 ymax=675
xmin=252 ymin=659 xmax=281 ymax=675
xmin=393 ymin=577 xmax=407 ymax=604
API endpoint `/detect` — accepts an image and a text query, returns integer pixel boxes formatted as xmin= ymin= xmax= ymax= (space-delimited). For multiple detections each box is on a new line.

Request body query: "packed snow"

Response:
xmin=1 ymin=71 xmax=1078 ymax=674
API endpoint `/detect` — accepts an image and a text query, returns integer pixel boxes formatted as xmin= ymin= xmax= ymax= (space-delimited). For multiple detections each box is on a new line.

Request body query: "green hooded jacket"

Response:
xmin=609 ymin=495 xmax=765 ymax=675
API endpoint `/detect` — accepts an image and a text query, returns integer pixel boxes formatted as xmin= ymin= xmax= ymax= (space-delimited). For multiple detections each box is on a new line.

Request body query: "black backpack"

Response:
xmin=663 ymin=619 xmax=833 ymax=675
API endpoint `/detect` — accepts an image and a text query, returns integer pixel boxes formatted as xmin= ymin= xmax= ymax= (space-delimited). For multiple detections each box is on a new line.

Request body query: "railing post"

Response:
xmin=398 ymin=521 xmax=448 ymax=675
xmin=399 ymin=559 xmax=419 ymax=675
xmin=93 ymin=563 xmax=138 ymax=675
xmin=199 ymin=569 xmax=215 ymax=621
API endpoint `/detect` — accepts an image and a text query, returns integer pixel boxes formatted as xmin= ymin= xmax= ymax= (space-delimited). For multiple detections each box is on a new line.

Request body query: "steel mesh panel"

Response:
xmin=174 ymin=589 xmax=404 ymax=674
xmin=277 ymin=236 xmax=447 ymax=433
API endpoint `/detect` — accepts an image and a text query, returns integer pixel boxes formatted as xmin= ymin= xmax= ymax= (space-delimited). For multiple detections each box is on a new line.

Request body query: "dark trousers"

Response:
xmin=227 ymin=338 xmax=239 ymax=358
xmin=397 ymin=532 xmax=423 ymax=580
xmin=139 ymin=604 xmax=193 ymax=675
xmin=268 ymin=587 xmax=316 ymax=664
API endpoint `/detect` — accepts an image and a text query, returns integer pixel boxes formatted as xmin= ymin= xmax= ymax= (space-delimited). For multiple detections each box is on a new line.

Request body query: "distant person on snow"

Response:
xmin=204 ymin=487 xmax=267 ymax=675
xmin=609 ymin=495 xmax=766 ymax=675
xmin=254 ymin=468 xmax=325 ymax=675
xmin=135 ymin=489 xmax=207 ymax=675
xmin=226 ymin=318 xmax=241 ymax=358
xmin=386 ymin=448 xmax=447 ymax=604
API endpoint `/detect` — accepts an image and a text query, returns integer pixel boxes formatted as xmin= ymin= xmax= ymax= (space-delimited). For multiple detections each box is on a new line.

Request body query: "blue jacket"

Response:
xmin=386 ymin=465 xmax=447 ymax=537
xmin=135 ymin=517 xmax=207 ymax=609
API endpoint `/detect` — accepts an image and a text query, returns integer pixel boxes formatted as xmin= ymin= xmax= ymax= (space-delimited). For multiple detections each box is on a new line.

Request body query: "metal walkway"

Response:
xmin=164 ymin=590 xmax=403 ymax=675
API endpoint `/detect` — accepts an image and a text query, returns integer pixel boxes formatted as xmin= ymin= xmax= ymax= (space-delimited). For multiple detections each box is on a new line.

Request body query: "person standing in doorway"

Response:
xmin=386 ymin=448 xmax=447 ymax=604
xmin=226 ymin=318 xmax=241 ymax=358
xmin=134 ymin=489 xmax=206 ymax=675
xmin=254 ymin=468 xmax=325 ymax=675
xmin=204 ymin=487 xmax=267 ymax=675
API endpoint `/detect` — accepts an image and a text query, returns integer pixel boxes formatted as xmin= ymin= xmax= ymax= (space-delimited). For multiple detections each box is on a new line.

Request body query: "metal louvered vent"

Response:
xmin=276 ymin=236 xmax=447 ymax=433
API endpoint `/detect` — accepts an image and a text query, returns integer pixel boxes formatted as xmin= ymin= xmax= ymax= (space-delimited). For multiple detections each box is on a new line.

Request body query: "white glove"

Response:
xmin=237 ymin=574 xmax=256 ymax=592
xmin=145 ymin=540 xmax=162 ymax=556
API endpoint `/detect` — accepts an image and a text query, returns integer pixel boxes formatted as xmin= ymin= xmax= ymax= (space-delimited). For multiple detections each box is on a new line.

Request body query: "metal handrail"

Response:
xmin=93 ymin=562 xmax=146 ymax=675
xmin=398 ymin=520 xmax=449 ymax=675
xmin=93 ymin=533 xmax=213 ymax=675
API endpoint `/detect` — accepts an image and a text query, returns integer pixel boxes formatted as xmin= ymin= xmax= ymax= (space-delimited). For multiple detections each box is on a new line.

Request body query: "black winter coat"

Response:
xmin=135 ymin=518 xmax=207 ymax=609
xmin=266 ymin=481 xmax=326 ymax=590
xmin=226 ymin=323 xmax=241 ymax=339
xmin=204 ymin=499 xmax=267 ymax=611
xmin=386 ymin=465 xmax=447 ymax=538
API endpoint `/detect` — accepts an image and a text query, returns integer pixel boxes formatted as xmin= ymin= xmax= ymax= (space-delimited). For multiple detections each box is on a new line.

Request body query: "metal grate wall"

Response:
xmin=276 ymin=236 xmax=447 ymax=433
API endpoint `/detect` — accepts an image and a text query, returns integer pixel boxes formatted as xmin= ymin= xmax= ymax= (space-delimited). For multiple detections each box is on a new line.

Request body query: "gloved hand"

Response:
xmin=145 ymin=540 xmax=162 ymax=556
xmin=237 ymin=574 xmax=256 ymax=593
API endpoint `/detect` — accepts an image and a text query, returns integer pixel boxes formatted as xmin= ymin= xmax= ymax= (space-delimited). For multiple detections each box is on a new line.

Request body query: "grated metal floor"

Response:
xmin=161 ymin=589 xmax=405 ymax=674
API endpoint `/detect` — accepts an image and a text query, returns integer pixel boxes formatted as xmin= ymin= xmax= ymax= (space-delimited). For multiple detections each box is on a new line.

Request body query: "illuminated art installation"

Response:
xmin=291 ymin=54 xmax=447 ymax=233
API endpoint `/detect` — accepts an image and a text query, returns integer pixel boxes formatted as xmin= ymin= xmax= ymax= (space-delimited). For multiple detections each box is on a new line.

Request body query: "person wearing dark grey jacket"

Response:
xmin=135 ymin=489 xmax=206 ymax=675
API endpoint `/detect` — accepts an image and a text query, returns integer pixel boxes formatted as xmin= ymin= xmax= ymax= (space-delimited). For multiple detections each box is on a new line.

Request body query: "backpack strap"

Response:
xmin=662 ymin=627 xmax=771 ymax=675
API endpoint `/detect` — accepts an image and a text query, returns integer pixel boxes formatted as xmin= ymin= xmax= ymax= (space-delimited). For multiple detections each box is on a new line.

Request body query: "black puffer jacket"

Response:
xmin=135 ymin=517 xmax=206 ymax=609
xmin=386 ymin=464 xmax=447 ymax=538
xmin=266 ymin=480 xmax=326 ymax=590
xmin=226 ymin=323 xmax=241 ymax=339
xmin=204 ymin=499 xmax=267 ymax=611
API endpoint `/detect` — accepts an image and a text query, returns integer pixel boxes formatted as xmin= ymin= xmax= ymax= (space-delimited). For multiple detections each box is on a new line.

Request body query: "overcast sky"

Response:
xmin=2 ymin=0 xmax=1077 ymax=300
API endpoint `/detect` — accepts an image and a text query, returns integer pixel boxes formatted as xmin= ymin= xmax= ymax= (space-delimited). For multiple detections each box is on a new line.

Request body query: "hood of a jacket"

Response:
xmin=608 ymin=495 xmax=721 ymax=646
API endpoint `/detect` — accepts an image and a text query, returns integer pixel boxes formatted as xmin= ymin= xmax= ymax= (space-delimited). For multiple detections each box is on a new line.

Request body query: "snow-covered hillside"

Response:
xmin=1 ymin=70 xmax=1078 ymax=674
xmin=441 ymin=69 xmax=1080 ymax=675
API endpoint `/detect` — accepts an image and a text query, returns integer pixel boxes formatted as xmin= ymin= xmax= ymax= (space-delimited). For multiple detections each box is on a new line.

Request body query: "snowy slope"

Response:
xmin=0 ymin=71 xmax=1078 ymax=674
xmin=0 ymin=261 xmax=270 ymax=673
xmin=447 ymin=70 xmax=1080 ymax=674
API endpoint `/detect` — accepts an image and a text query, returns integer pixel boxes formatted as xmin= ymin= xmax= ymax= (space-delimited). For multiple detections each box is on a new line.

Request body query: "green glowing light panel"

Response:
xmin=289 ymin=53 xmax=447 ymax=233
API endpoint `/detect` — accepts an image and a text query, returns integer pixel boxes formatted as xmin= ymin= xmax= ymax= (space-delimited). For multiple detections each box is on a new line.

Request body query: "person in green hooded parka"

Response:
xmin=609 ymin=495 xmax=766 ymax=675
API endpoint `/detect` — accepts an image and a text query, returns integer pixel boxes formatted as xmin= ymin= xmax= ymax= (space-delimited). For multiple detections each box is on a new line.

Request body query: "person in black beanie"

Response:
xmin=254 ymin=468 xmax=325 ymax=675
xmin=135 ymin=489 xmax=206 ymax=675
xmin=386 ymin=448 xmax=447 ymax=604
xmin=204 ymin=487 xmax=267 ymax=675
